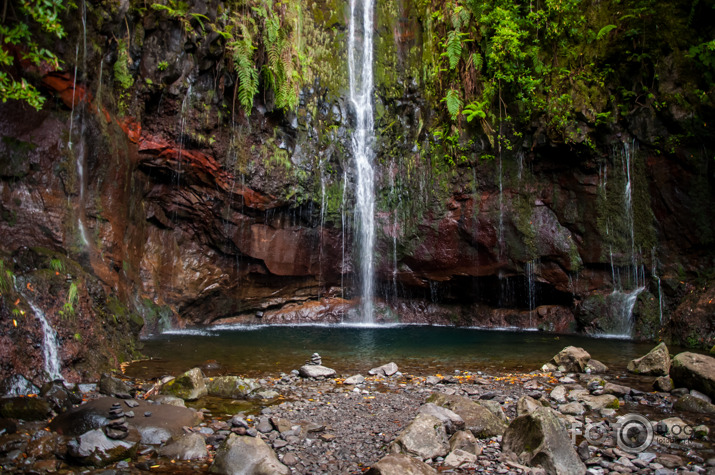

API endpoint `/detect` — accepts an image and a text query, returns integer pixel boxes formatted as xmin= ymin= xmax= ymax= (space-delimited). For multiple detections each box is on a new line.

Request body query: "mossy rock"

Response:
xmin=0 ymin=397 xmax=52 ymax=420
xmin=206 ymin=376 xmax=261 ymax=399
xmin=161 ymin=368 xmax=207 ymax=401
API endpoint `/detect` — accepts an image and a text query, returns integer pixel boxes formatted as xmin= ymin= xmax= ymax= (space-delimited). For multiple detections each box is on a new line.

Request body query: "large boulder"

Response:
xmin=67 ymin=428 xmax=140 ymax=467
xmin=49 ymin=397 xmax=202 ymax=445
xmin=426 ymin=393 xmax=507 ymax=438
xmin=0 ymin=397 xmax=51 ymax=420
xmin=298 ymin=365 xmax=337 ymax=378
xmin=549 ymin=347 xmax=591 ymax=373
xmin=390 ymin=413 xmax=449 ymax=460
xmin=671 ymin=352 xmax=715 ymax=399
xmin=502 ymin=407 xmax=586 ymax=475
xmin=158 ymin=433 xmax=208 ymax=460
xmin=627 ymin=342 xmax=671 ymax=376
xmin=449 ymin=430 xmax=481 ymax=455
xmin=161 ymin=368 xmax=207 ymax=401
xmin=206 ymin=376 xmax=261 ymax=399
xmin=98 ymin=374 xmax=132 ymax=399
xmin=673 ymin=394 xmax=715 ymax=414
xmin=365 ymin=453 xmax=437 ymax=474
xmin=417 ymin=403 xmax=465 ymax=434
xmin=209 ymin=434 xmax=289 ymax=475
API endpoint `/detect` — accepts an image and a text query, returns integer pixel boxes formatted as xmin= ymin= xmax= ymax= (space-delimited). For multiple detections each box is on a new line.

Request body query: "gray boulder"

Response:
xmin=98 ymin=374 xmax=132 ymax=399
xmin=158 ymin=433 xmax=208 ymax=460
xmin=298 ymin=365 xmax=336 ymax=378
xmin=550 ymin=346 xmax=591 ymax=372
xmin=671 ymin=352 xmax=715 ymax=399
xmin=502 ymin=407 xmax=586 ymax=475
xmin=603 ymin=382 xmax=632 ymax=397
xmin=161 ymin=368 xmax=207 ymax=400
xmin=210 ymin=434 xmax=289 ymax=475
xmin=417 ymin=403 xmax=465 ymax=434
xmin=390 ymin=413 xmax=449 ymax=460
xmin=653 ymin=376 xmax=674 ymax=392
xmin=673 ymin=394 xmax=715 ymax=414
xmin=449 ymin=430 xmax=481 ymax=455
xmin=67 ymin=428 xmax=140 ymax=467
xmin=578 ymin=394 xmax=619 ymax=411
xmin=426 ymin=393 xmax=506 ymax=438
xmin=369 ymin=362 xmax=399 ymax=377
xmin=153 ymin=395 xmax=186 ymax=407
xmin=444 ymin=448 xmax=477 ymax=468
xmin=365 ymin=453 xmax=437 ymax=474
xmin=585 ymin=359 xmax=608 ymax=374
xmin=206 ymin=376 xmax=261 ymax=399
xmin=627 ymin=342 xmax=671 ymax=376
xmin=478 ymin=399 xmax=507 ymax=422
xmin=517 ymin=395 xmax=542 ymax=416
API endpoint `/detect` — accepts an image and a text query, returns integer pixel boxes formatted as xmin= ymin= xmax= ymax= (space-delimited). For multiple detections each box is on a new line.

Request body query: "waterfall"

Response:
xmin=348 ymin=0 xmax=376 ymax=323
xmin=604 ymin=141 xmax=645 ymax=336
xmin=27 ymin=300 xmax=63 ymax=381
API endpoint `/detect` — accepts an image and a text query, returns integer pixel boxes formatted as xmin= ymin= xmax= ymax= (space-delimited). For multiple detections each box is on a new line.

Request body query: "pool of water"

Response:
xmin=125 ymin=324 xmax=679 ymax=380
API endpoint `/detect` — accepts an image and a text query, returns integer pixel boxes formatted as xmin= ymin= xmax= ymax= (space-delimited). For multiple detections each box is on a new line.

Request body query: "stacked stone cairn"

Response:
xmin=104 ymin=402 xmax=130 ymax=440
xmin=307 ymin=353 xmax=322 ymax=366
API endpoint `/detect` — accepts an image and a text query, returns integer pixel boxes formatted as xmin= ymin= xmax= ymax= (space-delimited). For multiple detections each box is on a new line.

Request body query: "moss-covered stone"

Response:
xmin=0 ymin=397 xmax=52 ymax=420
xmin=161 ymin=368 xmax=207 ymax=401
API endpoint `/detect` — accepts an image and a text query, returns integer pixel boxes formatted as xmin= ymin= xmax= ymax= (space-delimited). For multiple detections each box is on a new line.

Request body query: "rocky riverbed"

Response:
xmin=1 ymin=344 xmax=714 ymax=474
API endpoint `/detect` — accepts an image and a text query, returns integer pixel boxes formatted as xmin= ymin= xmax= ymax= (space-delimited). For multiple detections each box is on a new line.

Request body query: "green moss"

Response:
xmin=606 ymin=398 xmax=620 ymax=410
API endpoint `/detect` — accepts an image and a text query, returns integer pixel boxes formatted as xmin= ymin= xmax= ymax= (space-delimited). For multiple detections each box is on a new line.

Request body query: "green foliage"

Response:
xmin=253 ymin=0 xmax=301 ymax=110
xmin=61 ymin=281 xmax=78 ymax=317
xmin=0 ymin=0 xmax=74 ymax=110
xmin=442 ymin=30 xmax=464 ymax=70
xmin=419 ymin=0 xmax=715 ymax=150
xmin=442 ymin=88 xmax=462 ymax=120
xmin=113 ymin=39 xmax=134 ymax=91
xmin=150 ymin=1 xmax=189 ymax=18
xmin=462 ymin=100 xmax=487 ymax=122
xmin=0 ymin=260 xmax=14 ymax=294
xmin=49 ymin=258 xmax=64 ymax=274
xmin=157 ymin=61 xmax=168 ymax=71
xmin=229 ymin=23 xmax=259 ymax=115
xmin=596 ymin=25 xmax=617 ymax=41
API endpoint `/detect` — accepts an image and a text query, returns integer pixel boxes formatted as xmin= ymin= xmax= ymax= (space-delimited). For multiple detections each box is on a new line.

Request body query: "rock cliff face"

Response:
xmin=0 ymin=0 xmax=713 ymax=380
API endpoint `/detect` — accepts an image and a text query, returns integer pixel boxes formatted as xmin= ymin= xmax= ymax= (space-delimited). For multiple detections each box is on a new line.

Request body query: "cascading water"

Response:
xmin=27 ymin=299 xmax=62 ymax=380
xmin=348 ymin=0 xmax=376 ymax=323
xmin=604 ymin=141 xmax=646 ymax=336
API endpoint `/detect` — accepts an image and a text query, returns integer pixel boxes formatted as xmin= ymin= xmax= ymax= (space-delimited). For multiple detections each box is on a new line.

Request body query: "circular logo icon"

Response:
xmin=583 ymin=422 xmax=610 ymax=445
xmin=616 ymin=414 xmax=653 ymax=453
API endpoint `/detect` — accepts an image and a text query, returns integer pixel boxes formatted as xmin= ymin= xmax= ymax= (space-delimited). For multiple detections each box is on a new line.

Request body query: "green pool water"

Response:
xmin=125 ymin=324 xmax=678 ymax=379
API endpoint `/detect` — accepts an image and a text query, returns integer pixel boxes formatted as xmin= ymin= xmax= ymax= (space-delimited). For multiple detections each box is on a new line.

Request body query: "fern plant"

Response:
xmin=49 ymin=258 xmax=65 ymax=274
xmin=442 ymin=89 xmax=463 ymax=121
xmin=229 ymin=23 xmax=260 ymax=116
xmin=62 ymin=282 xmax=78 ymax=318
